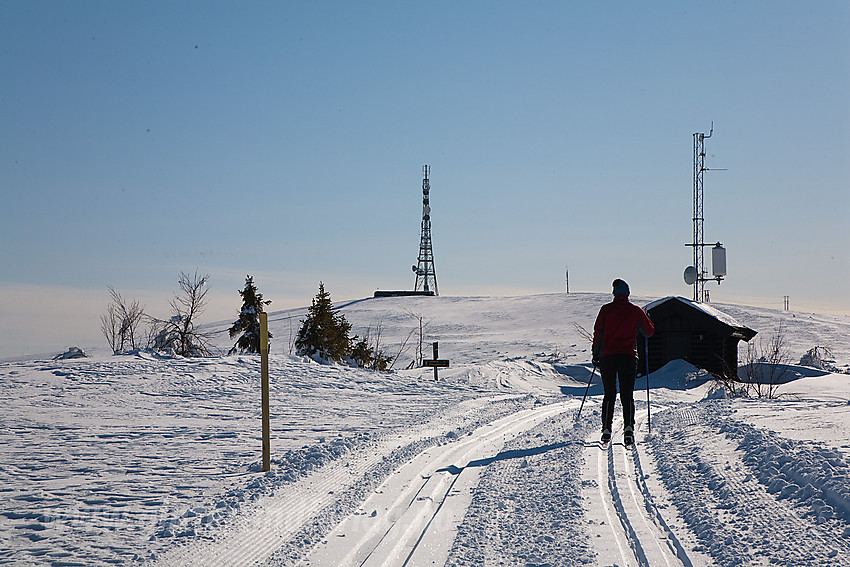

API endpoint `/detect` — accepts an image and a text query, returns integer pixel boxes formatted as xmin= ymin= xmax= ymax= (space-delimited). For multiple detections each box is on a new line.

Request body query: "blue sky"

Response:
xmin=2 ymin=1 xmax=848 ymax=357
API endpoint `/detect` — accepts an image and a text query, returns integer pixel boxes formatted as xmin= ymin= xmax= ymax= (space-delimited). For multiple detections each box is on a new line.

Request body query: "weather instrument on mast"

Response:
xmin=684 ymin=123 xmax=727 ymax=302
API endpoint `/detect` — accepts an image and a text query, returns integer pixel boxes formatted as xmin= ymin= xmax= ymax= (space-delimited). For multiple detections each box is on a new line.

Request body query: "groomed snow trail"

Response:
xmin=445 ymin=405 xmax=595 ymax=566
xmin=582 ymin=409 xmax=696 ymax=567
xmin=152 ymin=395 xmax=537 ymax=567
xmin=649 ymin=402 xmax=850 ymax=567
xmin=298 ymin=400 xmax=578 ymax=566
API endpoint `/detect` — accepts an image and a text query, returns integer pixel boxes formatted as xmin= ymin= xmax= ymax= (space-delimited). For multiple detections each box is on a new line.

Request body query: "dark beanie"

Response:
xmin=612 ymin=279 xmax=630 ymax=296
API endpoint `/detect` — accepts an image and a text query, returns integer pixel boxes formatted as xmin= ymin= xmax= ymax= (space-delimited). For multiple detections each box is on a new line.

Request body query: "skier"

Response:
xmin=592 ymin=279 xmax=654 ymax=446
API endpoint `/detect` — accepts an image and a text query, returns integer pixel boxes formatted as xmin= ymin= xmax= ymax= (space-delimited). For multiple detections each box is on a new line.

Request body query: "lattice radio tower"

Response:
xmin=412 ymin=165 xmax=438 ymax=295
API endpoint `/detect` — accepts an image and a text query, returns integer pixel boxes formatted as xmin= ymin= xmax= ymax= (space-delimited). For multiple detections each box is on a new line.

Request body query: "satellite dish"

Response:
xmin=412 ymin=265 xmax=418 ymax=273
xmin=683 ymin=266 xmax=698 ymax=285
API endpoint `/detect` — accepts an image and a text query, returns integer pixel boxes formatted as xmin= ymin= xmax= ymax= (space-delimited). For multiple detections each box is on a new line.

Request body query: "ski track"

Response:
xmin=445 ymin=406 xmax=596 ymax=566
xmin=152 ymin=395 xmax=542 ymax=567
xmin=299 ymin=400 xmax=578 ymax=567
xmin=148 ymin=392 xmax=850 ymax=567
xmin=583 ymin=407 xmax=695 ymax=567
xmin=0 ymin=354 xmax=491 ymax=567
xmin=154 ymin=436 xmax=391 ymax=567
xmin=650 ymin=402 xmax=850 ymax=567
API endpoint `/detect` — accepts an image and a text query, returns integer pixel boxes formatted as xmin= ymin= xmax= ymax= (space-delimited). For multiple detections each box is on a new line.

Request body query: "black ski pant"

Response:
xmin=599 ymin=354 xmax=637 ymax=432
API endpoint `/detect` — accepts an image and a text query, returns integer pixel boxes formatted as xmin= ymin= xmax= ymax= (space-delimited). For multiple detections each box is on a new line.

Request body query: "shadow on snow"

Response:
xmin=436 ymin=441 xmax=578 ymax=476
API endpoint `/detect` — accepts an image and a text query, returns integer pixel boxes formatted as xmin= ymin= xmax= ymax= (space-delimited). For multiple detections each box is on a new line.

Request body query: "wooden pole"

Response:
xmin=433 ymin=342 xmax=438 ymax=381
xmin=260 ymin=312 xmax=271 ymax=472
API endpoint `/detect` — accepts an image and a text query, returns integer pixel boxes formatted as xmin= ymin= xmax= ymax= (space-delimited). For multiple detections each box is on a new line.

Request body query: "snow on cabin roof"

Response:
xmin=644 ymin=296 xmax=745 ymax=329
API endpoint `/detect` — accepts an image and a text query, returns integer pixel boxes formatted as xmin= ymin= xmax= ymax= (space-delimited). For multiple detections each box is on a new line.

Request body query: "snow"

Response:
xmin=2 ymin=292 xmax=849 ymax=566
xmin=645 ymin=295 xmax=751 ymax=330
xmin=51 ymin=346 xmax=89 ymax=360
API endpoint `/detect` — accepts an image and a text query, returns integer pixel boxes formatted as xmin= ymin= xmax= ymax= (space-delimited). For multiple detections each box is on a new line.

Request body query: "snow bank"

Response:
xmin=722 ymin=420 xmax=850 ymax=525
xmin=650 ymin=402 xmax=850 ymax=566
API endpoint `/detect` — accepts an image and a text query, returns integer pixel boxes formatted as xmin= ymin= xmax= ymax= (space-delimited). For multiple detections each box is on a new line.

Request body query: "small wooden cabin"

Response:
xmin=639 ymin=296 xmax=757 ymax=378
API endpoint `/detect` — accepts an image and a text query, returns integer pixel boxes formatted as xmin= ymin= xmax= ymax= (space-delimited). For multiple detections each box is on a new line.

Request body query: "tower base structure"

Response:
xmin=373 ymin=290 xmax=436 ymax=298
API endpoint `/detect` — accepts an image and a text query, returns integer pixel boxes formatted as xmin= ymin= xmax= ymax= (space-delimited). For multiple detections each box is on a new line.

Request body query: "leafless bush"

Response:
xmin=402 ymin=309 xmax=431 ymax=369
xmin=799 ymin=346 xmax=848 ymax=373
xmin=573 ymin=322 xmax=593 ymax=344
xmin=149 ymin=271 xmax=216 ymax=357
xmin=101 ymin=287 xmax=146 ymax=353
xmin=738 ymin=322 xmax=791 ymax=399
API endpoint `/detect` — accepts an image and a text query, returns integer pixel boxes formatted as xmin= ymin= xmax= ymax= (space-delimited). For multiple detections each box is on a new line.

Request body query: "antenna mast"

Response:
xmin=413 ymin=165 xmax=438 ymax=295
xmin=686 ymin=122 xmax=726 ymax=302
xmin=693 ymin=125 xmax=710 ymax=301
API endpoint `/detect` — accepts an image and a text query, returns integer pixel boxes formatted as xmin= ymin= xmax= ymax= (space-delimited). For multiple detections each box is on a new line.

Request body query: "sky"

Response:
xmin=2 ymin=1 xmax=848 ymax=358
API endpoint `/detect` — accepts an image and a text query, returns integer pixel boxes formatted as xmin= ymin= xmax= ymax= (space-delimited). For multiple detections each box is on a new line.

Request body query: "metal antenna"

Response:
xmin=692 ymin=128 xmax=707 ymax=301
xmin=686 ymin=122 xmax=725 ymax=302
xmin=413 ymin=165 xmax=438 ymax=295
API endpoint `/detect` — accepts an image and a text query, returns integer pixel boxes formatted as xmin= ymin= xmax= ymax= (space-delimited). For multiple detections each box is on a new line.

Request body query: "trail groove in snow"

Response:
xmin=630 ymin=440 xmax=694 ymax=566
xmin=446 ymin=407 xmax=595 ymax=566
xmin=153 ymin=395 xmax=537 ymax=567
xmin=300 ymin=400 xmax=578 ymax=566
xmin=650 ymin=402 xmax=850 ymax=567
xmin=583 ymin=410 xmax=693 ymax=567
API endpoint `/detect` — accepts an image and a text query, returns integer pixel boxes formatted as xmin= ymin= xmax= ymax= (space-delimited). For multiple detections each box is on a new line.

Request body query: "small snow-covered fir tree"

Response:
xmin=349 ymin=328 xmax=394 ymax=371
xmin=295 ymin=282 xmax=351 ymax=363
xmin=228 ymin=275 xmax=272 ymax=355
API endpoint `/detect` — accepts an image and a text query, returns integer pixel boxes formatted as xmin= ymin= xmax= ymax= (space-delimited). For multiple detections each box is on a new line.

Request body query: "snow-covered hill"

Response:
xmin=1 ymin=293 xmax=849 ymax=566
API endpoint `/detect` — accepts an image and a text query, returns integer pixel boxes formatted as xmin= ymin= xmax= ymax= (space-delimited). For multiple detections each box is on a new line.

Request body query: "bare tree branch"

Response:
xmin=151 ymin=270 xmax=216 ymax=357
xmin=738 ymin=322 xmax=790 ymax=399
xmin=101 ymin=287 xmax=146 ymax=353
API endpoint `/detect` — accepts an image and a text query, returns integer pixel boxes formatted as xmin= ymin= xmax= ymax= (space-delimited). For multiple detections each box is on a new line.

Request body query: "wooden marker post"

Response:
xmin=260 ymin=312 xmax=271 ymax=472
xmin=432 ymin=341 xmax=439 ymax=381
xmin=423 ymin=341 xmax=450 ymax=381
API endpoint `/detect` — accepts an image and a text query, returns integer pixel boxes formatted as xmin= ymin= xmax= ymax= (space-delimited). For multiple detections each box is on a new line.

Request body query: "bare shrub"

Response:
xmin=738 ymin=322 xmax=791 ymax=399
xmin=800 ymin=346 xmax=848 ymax=373
xmin=101 ymin=287 xmax=146 ymax=354
xmin=149 ymin=271 xmax=216 ymax=357
xmin=573 ymin=322 xmax=593 ymax=344
xmin=402 ymin=309 xmax=431 ymax=369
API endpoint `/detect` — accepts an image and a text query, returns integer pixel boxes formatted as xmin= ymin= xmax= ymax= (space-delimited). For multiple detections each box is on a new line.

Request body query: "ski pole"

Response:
xmin=575 ymin=364 xmax=597 ymax=424
xmin=645 ymin=336 xmax=651 ymax=435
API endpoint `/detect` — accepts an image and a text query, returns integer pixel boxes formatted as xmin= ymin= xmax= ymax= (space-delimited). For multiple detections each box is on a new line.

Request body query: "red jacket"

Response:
xmin=592 ymin=296 xmax=654 ymax=358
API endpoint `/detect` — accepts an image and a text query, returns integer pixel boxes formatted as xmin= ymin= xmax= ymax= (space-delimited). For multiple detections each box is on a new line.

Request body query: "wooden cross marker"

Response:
xmin=423 ymin=341 xmax=449 ymax=381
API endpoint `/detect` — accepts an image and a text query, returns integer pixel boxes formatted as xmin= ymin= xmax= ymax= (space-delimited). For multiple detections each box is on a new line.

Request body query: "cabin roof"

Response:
xmin=645 ymin=296 xmax=757 ymax=341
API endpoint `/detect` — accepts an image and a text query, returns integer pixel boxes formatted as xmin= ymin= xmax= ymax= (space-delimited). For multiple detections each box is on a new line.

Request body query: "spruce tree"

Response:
xmin=228 ymin=275 xmax=272 ymax=354
xmin=349 ymin=331 xmax=393 ymax=371
xmin=295 ymin=282 xmax=351 ymax=362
